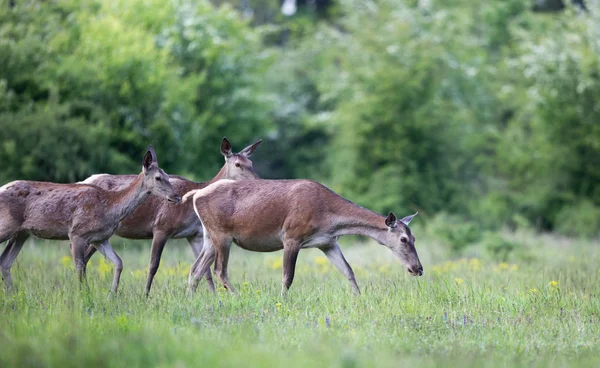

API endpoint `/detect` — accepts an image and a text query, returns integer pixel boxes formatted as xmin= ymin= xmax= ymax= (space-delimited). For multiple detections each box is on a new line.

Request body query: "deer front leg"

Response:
xmin=281 ymin=240 xmax=301 ymax=295
xmin=95 ymin=240 xmax=123 ymax=294
xmin=144 ymin=231 xmax=170 ymax=297
xmin=320 ymin=242 xmax=360 ymax=295
xmin=0 ymin=232 xmax=29 ymax=289
xmin=187 ymin=234 xmax=216 ymax=292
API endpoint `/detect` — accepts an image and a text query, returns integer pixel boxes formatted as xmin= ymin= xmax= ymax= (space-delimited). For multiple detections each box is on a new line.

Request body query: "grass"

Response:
xmin=1 ymin=231 xmax=600 ymax=367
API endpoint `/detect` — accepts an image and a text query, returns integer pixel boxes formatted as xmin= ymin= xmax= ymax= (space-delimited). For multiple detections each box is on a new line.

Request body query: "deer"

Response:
xmin=184 ymin=179 xmax=422 ymax=295
xmin=0 ymin=146 xmax=180 ymax=293
xmin=79 ymin=138 xmax=262 ymax=296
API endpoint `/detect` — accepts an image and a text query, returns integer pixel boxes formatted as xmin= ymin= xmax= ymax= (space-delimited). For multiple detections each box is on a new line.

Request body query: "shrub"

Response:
xmin=427 ymin=213 xmax=483 ymax=255
xmin=554 ymin=200 xmax=600 ymax=239
xmin=481 ymin=232 xmax=517 ymax=262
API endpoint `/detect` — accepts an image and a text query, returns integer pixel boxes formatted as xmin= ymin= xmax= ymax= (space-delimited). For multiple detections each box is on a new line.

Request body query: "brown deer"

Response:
xmin=0 ymin=146 xmax=179 ymax=293
xmin=184 ymin=179 xmax=422 ymax=295
xmin=80 ymin=138 xmax=261 ymax=296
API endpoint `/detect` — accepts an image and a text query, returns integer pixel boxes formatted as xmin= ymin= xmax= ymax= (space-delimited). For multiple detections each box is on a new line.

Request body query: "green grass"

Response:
xmin=1 ymin=232 xmax=600 ymax=367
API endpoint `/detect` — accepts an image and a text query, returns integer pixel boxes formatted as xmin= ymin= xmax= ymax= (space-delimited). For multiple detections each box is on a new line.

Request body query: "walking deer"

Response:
xmin=0 ymin=146 xmax=179 ymax=292
xmin=185 ymin=179 xmax=422 ymax=295
xmin=80 ymin=138 xmax=262 ymax=296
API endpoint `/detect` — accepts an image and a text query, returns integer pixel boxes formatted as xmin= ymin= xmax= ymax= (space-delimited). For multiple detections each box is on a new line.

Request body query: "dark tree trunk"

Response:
xmin=532 ymin=0 xmax=587 ymax=12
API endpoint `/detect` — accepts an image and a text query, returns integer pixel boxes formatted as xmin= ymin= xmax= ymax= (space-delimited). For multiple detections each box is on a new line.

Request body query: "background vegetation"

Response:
xmin=2 ymin=1 xmax=600 ymax=366
xmin=1 ymin=0 xmax=599 ymax=239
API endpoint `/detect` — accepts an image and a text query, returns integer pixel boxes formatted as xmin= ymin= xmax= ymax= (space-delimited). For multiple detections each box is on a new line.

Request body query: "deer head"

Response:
xmin=384 ymin=212 xmax=422 ymax=276
xmin=142 ymin=146 xmax=180 ymax=204
xmin=220 ymin=137 xmax=261 ymax=180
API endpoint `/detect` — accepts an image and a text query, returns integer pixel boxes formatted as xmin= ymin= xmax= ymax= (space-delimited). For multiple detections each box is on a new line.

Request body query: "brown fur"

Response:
xmin=80 ymin=138 xmax=262 ymax=296
xmin=0 ymin=147 xmax=179 ymax=292
xmin=188 ymin=179 xmax=422 ymax=295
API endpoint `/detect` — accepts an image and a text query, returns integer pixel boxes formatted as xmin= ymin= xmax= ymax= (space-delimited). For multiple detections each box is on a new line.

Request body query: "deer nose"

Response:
xmin=408 ymin=265 xmax=423 ymax=276
xmin=169 ymin=194 xmax=181 ymax=203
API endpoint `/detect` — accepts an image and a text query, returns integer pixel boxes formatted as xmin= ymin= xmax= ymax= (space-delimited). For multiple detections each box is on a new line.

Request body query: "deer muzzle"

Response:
xmin=407 ymin=264 xmax=424 ymax=276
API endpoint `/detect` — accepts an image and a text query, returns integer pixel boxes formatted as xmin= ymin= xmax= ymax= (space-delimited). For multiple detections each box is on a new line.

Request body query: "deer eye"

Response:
xmin=400 ymin=236 xmax=408 ymax=244
xmin=155 ymin=177 xmax=161 ymax=181
xmin=235 ymin=162 xmax=241 ymax=168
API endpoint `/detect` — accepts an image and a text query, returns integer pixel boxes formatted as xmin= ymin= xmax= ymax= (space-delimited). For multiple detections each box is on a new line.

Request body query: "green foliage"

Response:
xmin=426 ymin=213 xmax=483 ymax=254
xmin=481 ymin=232 xmax=517 ymax=262
xmin=0 ymin=104 xmax=128 ymax=183
xmin=306 ymin=1 xmax=483 ymax=215
xmin=554 ymin=200 xmax=600 ymax=238
xmin=0 ymin=0 xmax=599 ymax=235
xmin=0 ymin=0 xmax=270 ymax=181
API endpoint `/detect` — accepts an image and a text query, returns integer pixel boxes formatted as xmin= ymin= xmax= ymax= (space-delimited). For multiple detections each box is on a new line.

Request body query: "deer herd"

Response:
xmin=0 ymin=138 xmax=422 ymax=296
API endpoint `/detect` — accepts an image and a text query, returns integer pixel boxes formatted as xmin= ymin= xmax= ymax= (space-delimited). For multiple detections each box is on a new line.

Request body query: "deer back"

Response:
xmin=193 ymin=179 xmax=337 ymax=241
xmin=0 ymin=180 xmax=114 ymax=240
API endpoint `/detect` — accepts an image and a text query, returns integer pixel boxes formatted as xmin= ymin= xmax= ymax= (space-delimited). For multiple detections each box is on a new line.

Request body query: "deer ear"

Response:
xmin=221 ymin=137 xmax=233 ymax=158
xmin=385 ymin=212 xmax=397 ymax=228
xmin=239 ymin=139 xmax=262 ymax=158
xmin=143 ymin=145 xmax=157 ymax=170
xmin=400 ymin=212 xmax=418 ymax=226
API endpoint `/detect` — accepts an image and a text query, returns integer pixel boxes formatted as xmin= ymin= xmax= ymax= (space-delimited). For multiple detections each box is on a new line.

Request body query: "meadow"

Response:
xmin=1 ymin=230 xmax=599 ymax=368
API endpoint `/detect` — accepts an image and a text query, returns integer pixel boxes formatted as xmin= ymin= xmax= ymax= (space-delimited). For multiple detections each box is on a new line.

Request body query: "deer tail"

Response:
xmin=181 ymin=189 xmax=198 ymax=203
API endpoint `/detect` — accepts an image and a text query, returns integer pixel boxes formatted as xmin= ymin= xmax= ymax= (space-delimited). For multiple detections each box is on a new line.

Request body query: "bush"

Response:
xmin=481 ymin=232 xmax=517 ymax=262
xmin=427 ymin=213 xmax=483 ymax=255
xmin=554 ymin=200 xmax=600 ymax=239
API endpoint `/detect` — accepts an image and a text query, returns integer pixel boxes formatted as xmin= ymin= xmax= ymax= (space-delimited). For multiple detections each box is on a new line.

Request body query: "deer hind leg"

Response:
xmin=213 ymin=237 xmax=234 ymax=293
xmin=0 ymin=232 xmax=29 ymax=289
xmin=320 ymin=242 xmax=360 ymax=295
xmin=188 ymin=232 xmax=216 ymax=294
xmin=95 ymin=240 xmax=123 ymax=294
xmin=188 ymin=234 xmax=215 ymax=292
xmin=83 ymin=244 xmax=98 ymax=266
xmin=144 ymin=231 xmax=170 ymax=297
xmin=281 ymin=239 xmax=301 ymax=295
xmin=70 ymin=236 xmax=88 ymax=285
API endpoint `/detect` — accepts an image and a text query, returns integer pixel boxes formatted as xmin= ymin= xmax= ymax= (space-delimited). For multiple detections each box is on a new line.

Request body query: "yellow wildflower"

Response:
xmin=59 ymin=255 xmax=73 ymax=268
xmin=96 ymin=258 xmax=112 ymax=279
xmin=267 ymin=258 xmax=283 ymax=270
xmin=469 ymin=258 xmax=481 ymax=271
xmin=130 ymin=269 xmax=145 ymax=279
xmin=454 ymin=278 xmax=464 ymax=286
xmin=378 ymin=264 xmax=391 ymax=275
xmin=275 ymin=302 xmax=282 ymax=310
xmin=529 ymin=288 xmax=539 ymax=294
xmin=548 ymin=280 xmax=559 ymax=288
xmin=314 ymin=256 xmax=328 ymax=266
xmin=498 ymin=262 xmax=509 ymax=270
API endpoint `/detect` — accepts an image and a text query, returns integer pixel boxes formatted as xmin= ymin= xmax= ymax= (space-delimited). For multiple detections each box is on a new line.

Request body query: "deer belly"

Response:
xmin=21 ymin=217 xmax=69 ymax=240
xmin=115 ymin=217 xmax=154 ymax=239
xmin=114 ymin=225 xmax=154 ymax=239
xmin=233 ymin=235 xmax=283 ymax=252
xmin=27 ymin=227 xmax=69 ymax=240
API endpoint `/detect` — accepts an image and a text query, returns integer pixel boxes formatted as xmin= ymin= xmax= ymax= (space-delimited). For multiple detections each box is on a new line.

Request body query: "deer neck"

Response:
xmin=332 ymin=202 xmax=390 ymax=245
xmin=109 ymin=173 xmax=151 ymax=221
xmin=207 ymin=165 xmax=229 ymax=185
